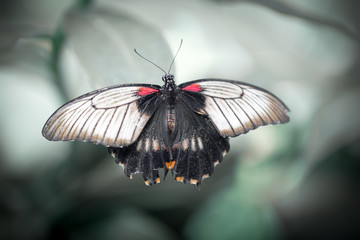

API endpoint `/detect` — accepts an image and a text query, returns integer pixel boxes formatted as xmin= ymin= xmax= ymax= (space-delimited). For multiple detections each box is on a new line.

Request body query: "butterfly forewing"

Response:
xmin=179 ymin=79 xmax=290 ymax=138
xmin=42 ymin=84 xmax=161 ymax=147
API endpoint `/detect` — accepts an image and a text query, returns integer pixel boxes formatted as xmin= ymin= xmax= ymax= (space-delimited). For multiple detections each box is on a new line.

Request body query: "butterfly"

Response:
xmin=42 ymin=44 xmax=290 ymax=189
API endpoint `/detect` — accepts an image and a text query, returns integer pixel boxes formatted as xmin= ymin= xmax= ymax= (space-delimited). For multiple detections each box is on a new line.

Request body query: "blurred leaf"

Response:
xmin=0 ymin=39 xmax=70 ymax=174
xmin=50 ymin=208 xmax=178 ymax=240
xmin=185 ymin=186 xmax=283 ymax=240
xmin=0 ymin=0 xmax=75 ymax=32
xmin=185 ymin=152 xmax=303 ymax=240
xmin=277 ymin=139 xmax=360 ymax=239
xmin=306 ymin=86 xmax=360 ymax=163
xmin=61 ymin=7 xmax=171 ymax=98
xmin=214 ymin=0 xmax=359 ymax=41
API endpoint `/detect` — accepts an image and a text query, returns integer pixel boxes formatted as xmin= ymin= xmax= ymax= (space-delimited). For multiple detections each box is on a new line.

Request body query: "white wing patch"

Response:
xmin=42 ymin=85 xmax=159 ymax=147
xmin=197 ymin=81 xmax=243 ymax=98
xmin=92 ymin=86 xmax=141 ymax=108
xmin=188 ymin=80 xmax=290 ymax=137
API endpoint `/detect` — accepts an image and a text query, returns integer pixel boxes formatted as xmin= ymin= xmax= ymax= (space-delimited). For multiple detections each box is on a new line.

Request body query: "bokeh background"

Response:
xmin=1 ymin=0 xmax=360 ymax=239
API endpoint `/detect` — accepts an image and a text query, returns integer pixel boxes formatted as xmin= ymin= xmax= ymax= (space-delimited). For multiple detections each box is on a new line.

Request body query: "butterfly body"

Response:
xmin=43 ymin=74 xmax=289 ymax=189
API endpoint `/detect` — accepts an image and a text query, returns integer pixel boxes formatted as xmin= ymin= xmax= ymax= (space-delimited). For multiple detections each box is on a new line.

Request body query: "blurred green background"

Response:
xmin=1 ymin=0 xmax=359 ymax=239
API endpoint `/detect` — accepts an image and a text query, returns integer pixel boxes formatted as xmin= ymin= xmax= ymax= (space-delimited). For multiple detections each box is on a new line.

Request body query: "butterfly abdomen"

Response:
xmin=167 ymin=105 xmax=176 ymax=135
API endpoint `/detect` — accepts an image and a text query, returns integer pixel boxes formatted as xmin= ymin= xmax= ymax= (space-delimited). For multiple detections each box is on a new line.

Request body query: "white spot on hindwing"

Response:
xmin=119 ymin=162 xmax=125 ymax=169
xmin=110 ymin=151 xmax=116 ymax=158
xmin=197 ymin=137 xmax=204 ymax=150
xmin=182 ymin=138 xmax=189 ymax=150
xmin=136 ymin=139 xmax=142 ymax=152
xmin=145 ymin=138 xmax=150 ymax=152
xmin=191 ymin=137 xmax=196 ymax=151
xmin=152 ymin=139 xmax=159 ymax=152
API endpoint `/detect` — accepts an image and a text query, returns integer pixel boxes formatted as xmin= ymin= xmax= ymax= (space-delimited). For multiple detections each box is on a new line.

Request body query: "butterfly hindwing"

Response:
xmin=109 ymin=102 xmax=172 ymax=185
xmin=179 ymin=79 xmax=290 ymax=138
xmin=42 ymin=84 xmax=161 ymax=147
xmin=171 ymin=100 xmax=230 ymax=188
xmin=108 ymin=99 xmax=230 ymax=188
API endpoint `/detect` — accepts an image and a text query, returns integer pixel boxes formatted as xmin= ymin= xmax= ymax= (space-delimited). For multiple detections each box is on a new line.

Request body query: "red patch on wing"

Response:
xmin=182 ymin=84 xmax=202 ymax=92
xmin=137 ymin=87 xmax=159 ymax=96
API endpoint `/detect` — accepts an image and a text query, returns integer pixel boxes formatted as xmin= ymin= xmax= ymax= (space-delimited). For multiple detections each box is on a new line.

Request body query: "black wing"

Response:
xmin=178 ymin=79 xmax=290 ymax=137
xmin=109 ymin=102 xmax=171 ymax=185
xmin=109 ymin=100 xmax=230 ymax=189
xmin=42 ymin=84 xmax=161 ymax=147
xmin=170 ymin=100 xmax=230 ymax=189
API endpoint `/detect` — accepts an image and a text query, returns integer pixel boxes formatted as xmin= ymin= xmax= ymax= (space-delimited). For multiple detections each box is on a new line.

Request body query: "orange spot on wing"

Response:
xmin=182 ymin=84 xmax=202 ymax=92
xmin=144 ymin=180 xmax=150 ymax=186
xmin=165 ymin=161 xmax=176 ymax=169
xmin=176 ymin=176 xmax=184 ymax=182
xmin=137 ymin=87 xmax=159 ymax=96
xmin=155 ymin=178 xmax=160 ymax=184
xmin=202 ymin=174 xmax=209 ymax=180
xmin=190 ymin=179 xmax=198 ymax=185
xmin=171 ymin=143 xmax=180 ymax=150
xmin=161 ymin=143 xmax=168 ymax=151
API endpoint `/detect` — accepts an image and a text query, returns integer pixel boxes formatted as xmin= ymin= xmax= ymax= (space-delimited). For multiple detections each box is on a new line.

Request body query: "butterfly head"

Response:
xmin=162 ymin=74 xmax=176 ymax=91
xmin=162 ymin=74 xmax=175 ymax=84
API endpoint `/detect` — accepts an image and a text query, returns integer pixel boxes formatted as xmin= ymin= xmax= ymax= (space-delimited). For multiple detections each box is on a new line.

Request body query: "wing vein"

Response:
xmin=252 ymin=93 xmax=284 ymax=122
xmin=89 ymin=110 xmax=107 ymax=141
xmin=102 ymin=108 xmax=117 ymax=143
xmin=114 ymin=104 xmax=130 ymax=146
xmin=55 ymin=108 xmax=79 ymax=140
xmin=214 ymin=98 xmax=236 ymax=136
xmin=234 ymin=99 xmax=255 ymax=130
xmin=242 ymin=96 xmax=266 ymax=125
xmin=130 ymin=95 xmax=157 ymax=143
xmin=50 ymin=100 xmax=89 ymax=139
xmin=65 ymin=103 xmax=92 ymax=140
xmin=182 ymin=92 xmax=209 ymax=115
xmin=226 ymin=100 xmax=245 ymax=134
xmin=246 ymin=88 xmax=287 ymax=111
xmin=246 ymin=93 xmax=275 ymax=124
xmin=77 ymin=109 xmax=96 ymax=139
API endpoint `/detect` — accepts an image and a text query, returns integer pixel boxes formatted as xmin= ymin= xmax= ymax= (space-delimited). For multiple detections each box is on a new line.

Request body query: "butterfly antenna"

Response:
xmin=134 ymin=48 xmax=167 ymax=75
xmin=167 ymin=39 xmax=183 ymax=74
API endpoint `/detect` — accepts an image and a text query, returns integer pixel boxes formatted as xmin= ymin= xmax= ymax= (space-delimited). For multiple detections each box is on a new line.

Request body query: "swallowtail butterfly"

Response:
xmin=42 ymin=45 xmax=290 ymax=189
